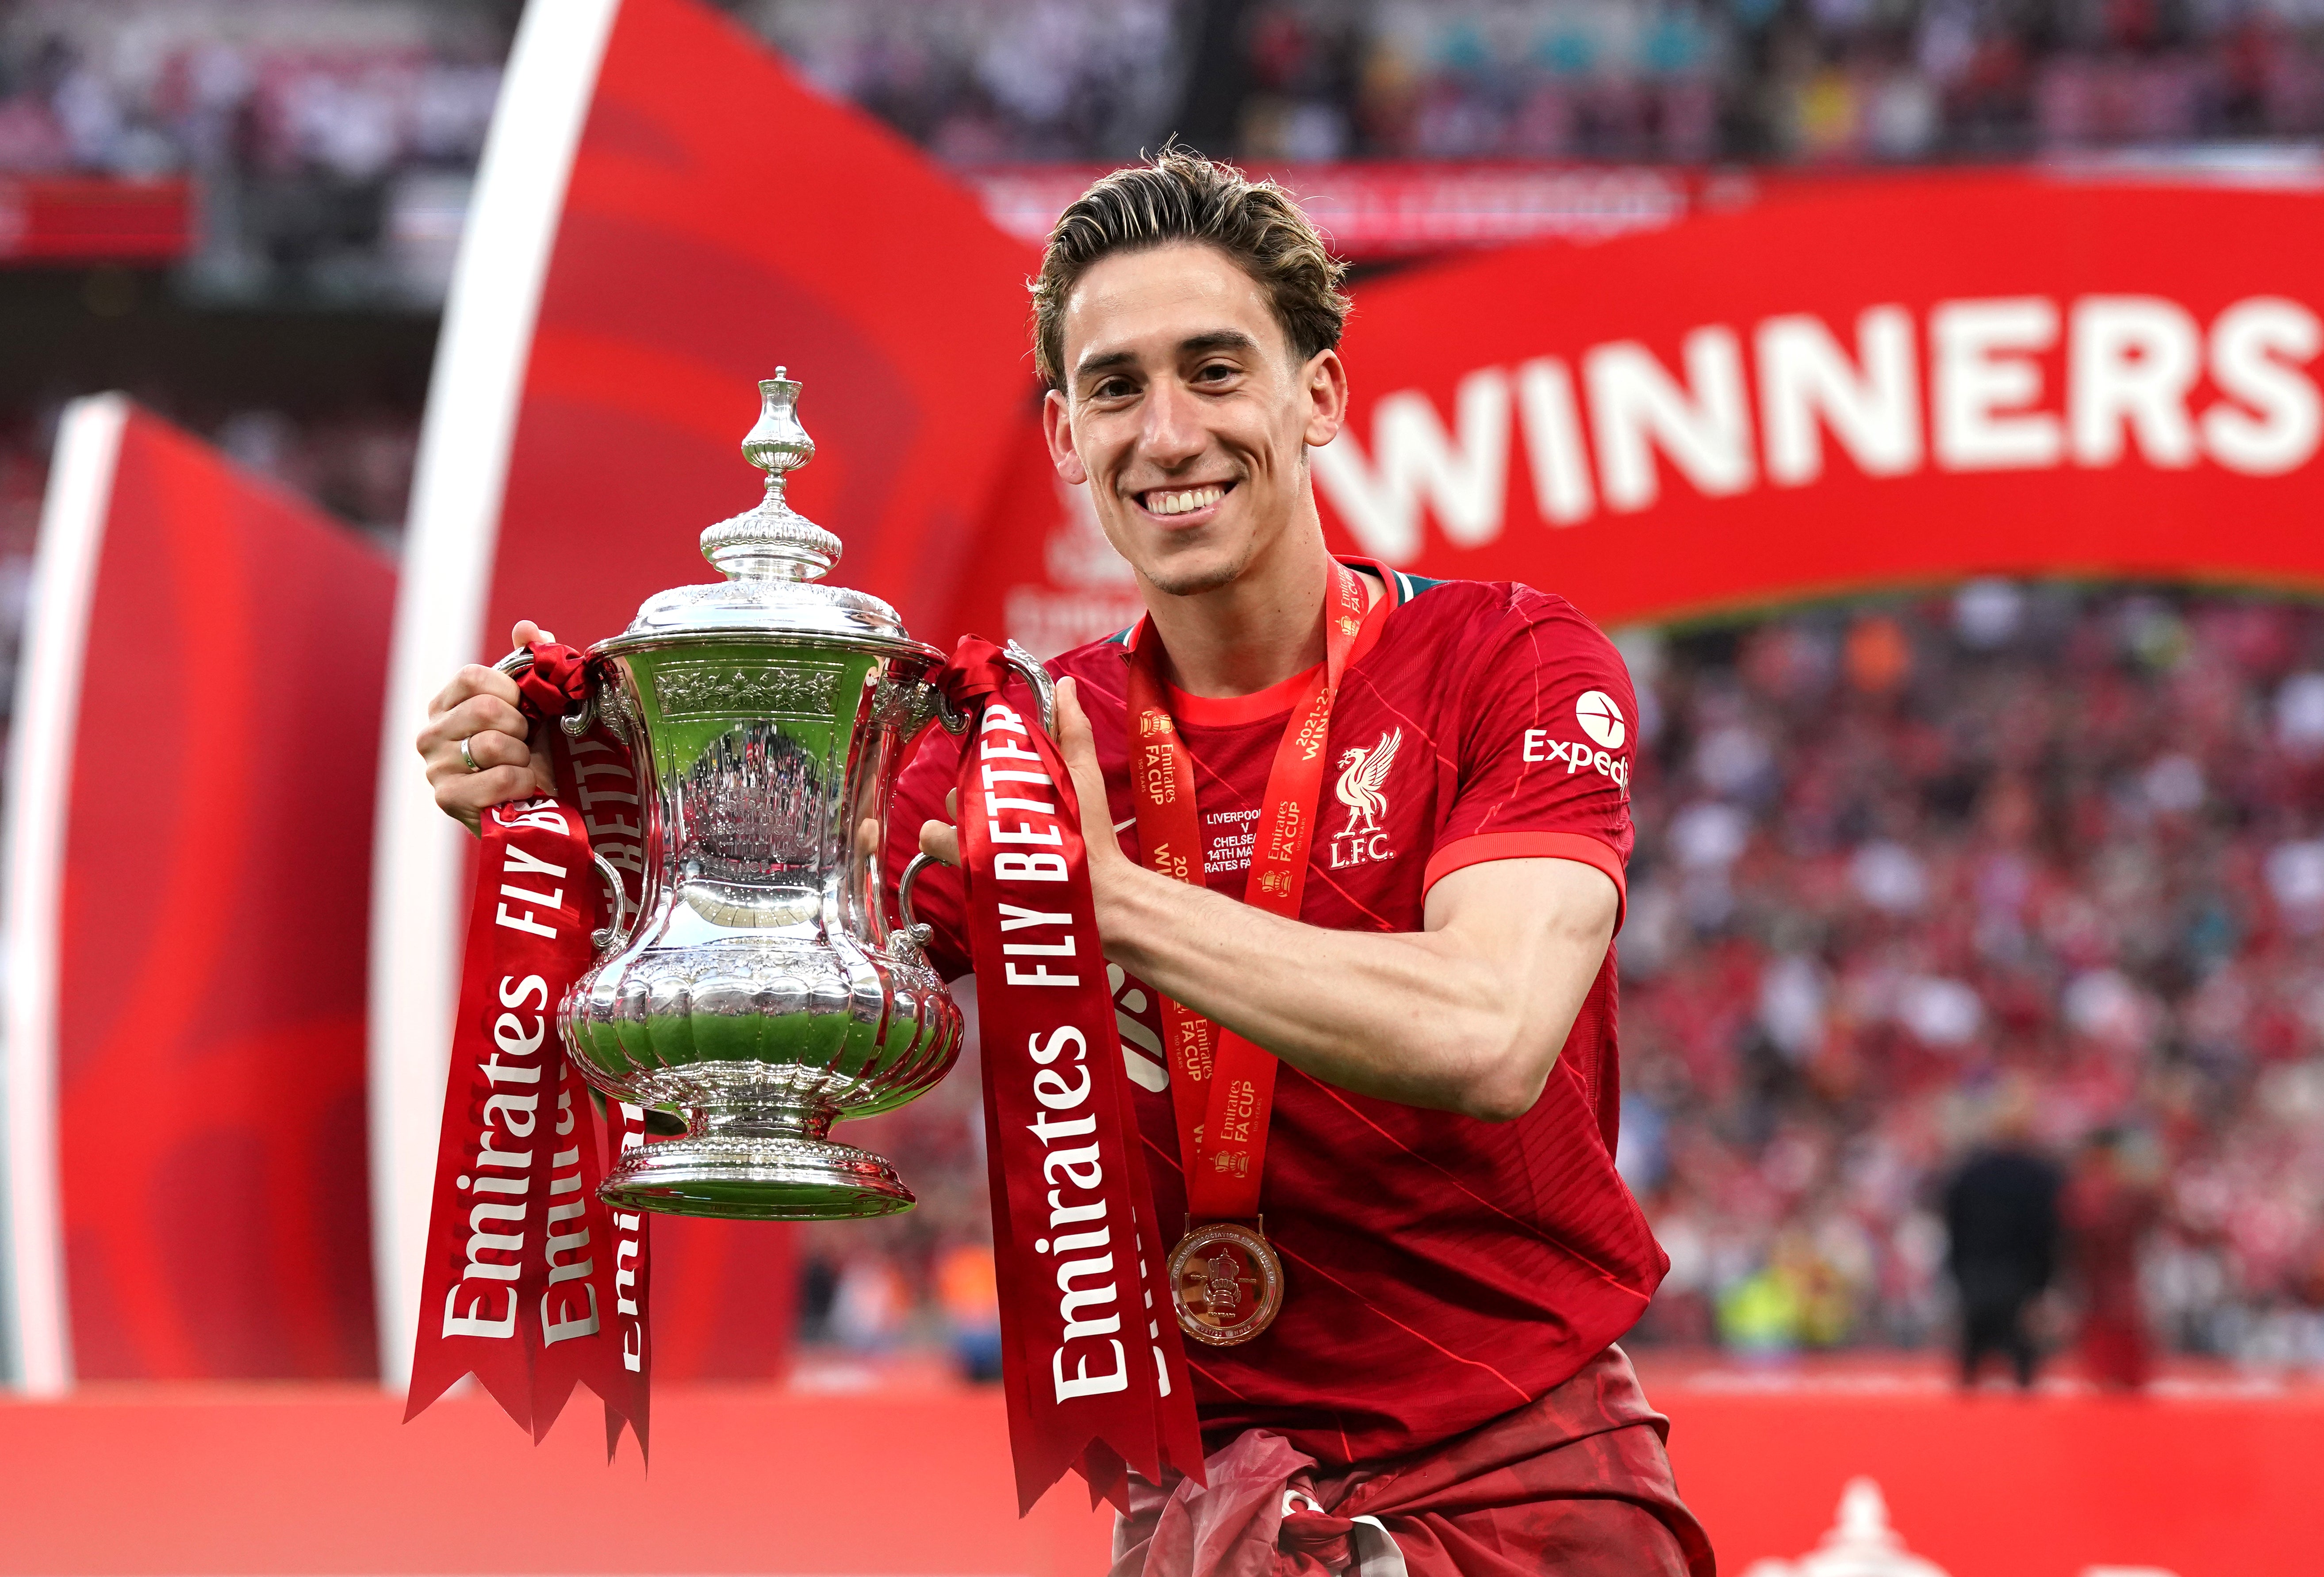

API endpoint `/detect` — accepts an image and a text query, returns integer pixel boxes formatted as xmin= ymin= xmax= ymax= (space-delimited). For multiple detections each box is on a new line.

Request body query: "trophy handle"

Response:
xmin=895 ymin=853 xmax=939 ymax=949
xmin=590 ymin=853 xmax=635 ymax=952
xmin=891 ymin=645 xmax=1057 ymax=952
xmin=1001 ymin=640 xmax=1056 ymax=733
xmin=930 ymin=640 xmax=1055 ymax=736
xmin=495 ymin=646 xmax=628 ymax=950
xmin=492 ymin=646 xmax=602 ymax=738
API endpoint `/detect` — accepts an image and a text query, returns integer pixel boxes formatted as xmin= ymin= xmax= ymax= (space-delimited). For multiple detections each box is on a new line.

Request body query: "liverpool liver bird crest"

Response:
xmin=1334 ymin=727 xmax=1403 ymax=837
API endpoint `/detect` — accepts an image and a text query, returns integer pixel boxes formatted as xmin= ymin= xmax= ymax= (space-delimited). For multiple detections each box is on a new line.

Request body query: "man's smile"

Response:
xmin=1133 ymin=480 xmax=1236 ymax=522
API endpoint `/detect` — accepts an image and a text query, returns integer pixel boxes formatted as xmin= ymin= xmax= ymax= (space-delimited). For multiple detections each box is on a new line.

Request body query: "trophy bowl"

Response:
xmin=513 ymin=370 xmax=1048 ymax=1221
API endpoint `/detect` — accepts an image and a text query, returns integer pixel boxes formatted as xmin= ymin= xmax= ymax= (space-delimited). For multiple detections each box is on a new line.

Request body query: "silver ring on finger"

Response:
xmin=460 ymin=735 xmax=482 ymax=774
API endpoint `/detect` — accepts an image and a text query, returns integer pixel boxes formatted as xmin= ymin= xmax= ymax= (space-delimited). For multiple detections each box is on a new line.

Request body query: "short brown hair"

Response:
xmin=1031 ymin=147 xmax=1352 ymax=391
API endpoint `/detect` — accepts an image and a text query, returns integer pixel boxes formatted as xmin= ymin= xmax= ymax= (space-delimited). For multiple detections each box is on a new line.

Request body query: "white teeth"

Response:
xmin=1148 ymin=486 xmax=1223 ymax=516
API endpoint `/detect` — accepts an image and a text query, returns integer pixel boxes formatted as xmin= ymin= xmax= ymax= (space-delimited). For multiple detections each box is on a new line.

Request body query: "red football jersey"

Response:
xmin=887 ymin=559 xmax=1666 ymax=1465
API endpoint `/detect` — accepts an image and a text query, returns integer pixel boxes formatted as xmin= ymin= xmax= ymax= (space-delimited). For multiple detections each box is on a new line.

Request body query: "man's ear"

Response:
xmin=1301 ymin=348 xmax=1350 ymax=449
xmin=1042 ymin=388 xmax=1089 ymax=485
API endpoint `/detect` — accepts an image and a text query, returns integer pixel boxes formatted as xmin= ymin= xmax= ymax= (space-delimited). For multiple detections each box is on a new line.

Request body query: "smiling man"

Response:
xmin=416 ymin=148 xmax=1710 ymax=1577
xmin=897 ymin=151 xmax=1713 ymax=1576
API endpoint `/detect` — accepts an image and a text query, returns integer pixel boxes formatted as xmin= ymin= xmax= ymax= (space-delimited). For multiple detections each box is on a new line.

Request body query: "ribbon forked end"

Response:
xmin=1081 ymin=1439 xmax=1133 ymax=1514
xmin=603 ymin=1394 xmax=649 ymax=1468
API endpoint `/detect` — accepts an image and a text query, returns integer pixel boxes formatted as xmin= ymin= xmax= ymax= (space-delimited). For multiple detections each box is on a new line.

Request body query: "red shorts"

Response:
xmin=1110 ymin=1345 xmax=1714 ymax=1577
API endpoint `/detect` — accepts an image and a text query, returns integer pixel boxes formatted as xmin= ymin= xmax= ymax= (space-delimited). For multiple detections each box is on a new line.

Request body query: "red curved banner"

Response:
xmin=483 ymin=0 xmax=1038 ymax=657
xmin=475 ymin=0 xmax=1042 ymax=1383
xmin=376 ymin=0 xmax=1037 ymax=1384
xmin=54 ymin=406 xmax=393 ymax=1378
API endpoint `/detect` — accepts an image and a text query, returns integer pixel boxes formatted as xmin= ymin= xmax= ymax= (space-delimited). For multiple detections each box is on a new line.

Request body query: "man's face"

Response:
xmin=1044 ymin=242 xmax=1346 ymax=598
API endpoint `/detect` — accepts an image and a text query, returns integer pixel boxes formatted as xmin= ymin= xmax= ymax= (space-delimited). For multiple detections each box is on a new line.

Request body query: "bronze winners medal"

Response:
xmin=1168 ymin=1220 xmax=1285 ymax=1346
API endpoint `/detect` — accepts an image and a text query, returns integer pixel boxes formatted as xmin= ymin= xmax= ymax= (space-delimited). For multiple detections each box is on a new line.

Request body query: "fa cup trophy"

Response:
xmin=504 ymin=370 xmax=1049 ymax=1221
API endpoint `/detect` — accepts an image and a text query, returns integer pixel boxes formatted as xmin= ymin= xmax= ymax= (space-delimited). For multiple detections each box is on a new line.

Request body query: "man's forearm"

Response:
xmin=1090 ymin=856 xmax=1611 ymax=1120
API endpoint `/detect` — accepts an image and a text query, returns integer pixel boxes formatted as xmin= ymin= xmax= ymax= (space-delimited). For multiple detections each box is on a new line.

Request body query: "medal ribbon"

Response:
xmin=1124 ymin=564 xmax=1369 ymax=1221
xmin=406 ymin=643 xmax=652 ymax=1461
xmin=938 ymin=638 xmax=1205 ymax=1515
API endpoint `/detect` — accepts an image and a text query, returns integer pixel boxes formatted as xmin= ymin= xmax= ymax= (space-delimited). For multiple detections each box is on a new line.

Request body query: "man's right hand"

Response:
xmin=418 ymin=619 xmax=561 ymax=836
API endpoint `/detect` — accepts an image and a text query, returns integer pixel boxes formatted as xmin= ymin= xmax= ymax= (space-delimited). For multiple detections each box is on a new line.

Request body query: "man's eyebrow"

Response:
xmin=1181 ymin=330 xmax=1261 ymax=356
xmin=1073 ymin=347 xmax=1139 ymax=381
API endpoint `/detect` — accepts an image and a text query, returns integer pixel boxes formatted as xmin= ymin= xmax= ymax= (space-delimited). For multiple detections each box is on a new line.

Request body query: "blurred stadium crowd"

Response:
xmin=9 ymin=0 xmax=2324 ymax=215
xmin=763 ymin=0 xmax=2324 ymax=165
xmin=4 ymin=0 xmax=2324 ymax=1379
xmin=0 ymin=0 xmax=509 ymax=304
xmin=1616 ymin=586 xmax=2324 ymax=1369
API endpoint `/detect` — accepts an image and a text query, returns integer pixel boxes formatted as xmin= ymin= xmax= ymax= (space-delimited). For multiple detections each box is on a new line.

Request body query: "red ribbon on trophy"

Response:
xmin=939 ymin=638 xmax=1206 ymax=1514
xmin=1124 ymin=564 xmax=1371 ymax=1347
xmin=406 ymin=644 xmax=652 ymax=1459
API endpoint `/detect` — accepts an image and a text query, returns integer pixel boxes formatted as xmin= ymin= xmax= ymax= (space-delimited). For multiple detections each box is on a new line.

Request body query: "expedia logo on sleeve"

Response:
xmin=1523 ymin=692 xmax=1631 ymax=794
xmin=1574 ymin=690 xmax=1626 ymax=749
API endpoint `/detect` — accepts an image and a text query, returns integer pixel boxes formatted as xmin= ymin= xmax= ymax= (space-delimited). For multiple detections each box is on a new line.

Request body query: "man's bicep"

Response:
xmin=1424 ymin=855 xmax=1619 ymax=1001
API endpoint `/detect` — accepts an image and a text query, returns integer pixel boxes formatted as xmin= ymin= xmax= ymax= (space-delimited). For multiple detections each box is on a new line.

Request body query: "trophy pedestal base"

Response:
xmin=598 ymin=1127 xmax=915 ymax=1221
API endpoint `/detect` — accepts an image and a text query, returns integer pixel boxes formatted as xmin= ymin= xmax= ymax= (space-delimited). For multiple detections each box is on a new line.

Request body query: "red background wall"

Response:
xmin=1 ymin=1377 xmax=2312 ymax=1575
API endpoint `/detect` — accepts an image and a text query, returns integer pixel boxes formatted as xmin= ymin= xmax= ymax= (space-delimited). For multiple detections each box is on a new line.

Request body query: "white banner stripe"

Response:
xmin=1 ymin=392 xmax=127 ymax=1393
xmin=369 ymin=0 xmax=621 ymax=1387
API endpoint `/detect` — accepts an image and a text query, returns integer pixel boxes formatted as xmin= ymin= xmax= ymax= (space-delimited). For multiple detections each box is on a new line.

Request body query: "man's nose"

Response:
xmin=1139 ymin=378 xmax=1206 ymax=468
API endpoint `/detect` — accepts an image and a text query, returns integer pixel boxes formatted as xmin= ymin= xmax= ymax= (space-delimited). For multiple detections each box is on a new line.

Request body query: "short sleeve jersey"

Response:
xmin=887 ymin=559 xmax=1667 ymax=1466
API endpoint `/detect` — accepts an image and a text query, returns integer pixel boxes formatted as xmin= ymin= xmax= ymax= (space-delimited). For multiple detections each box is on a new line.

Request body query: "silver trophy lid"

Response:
xmin=606 ymin=370 xmax=914 ymax=648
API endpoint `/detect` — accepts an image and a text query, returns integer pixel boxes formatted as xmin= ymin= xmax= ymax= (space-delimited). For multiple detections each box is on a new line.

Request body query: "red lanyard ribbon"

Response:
xmin=940 ymin=637 xmax=1205 ymax=1514
xmin=1123 ymin=565 xmax=1369 ymax=1222
xmin=406 ymin=643 xmax=652 ymax=1460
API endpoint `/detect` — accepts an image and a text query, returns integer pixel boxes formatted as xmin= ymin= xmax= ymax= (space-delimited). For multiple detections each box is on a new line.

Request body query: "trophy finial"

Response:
xmin=702 ymin=370 xmax=842 ymax=582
